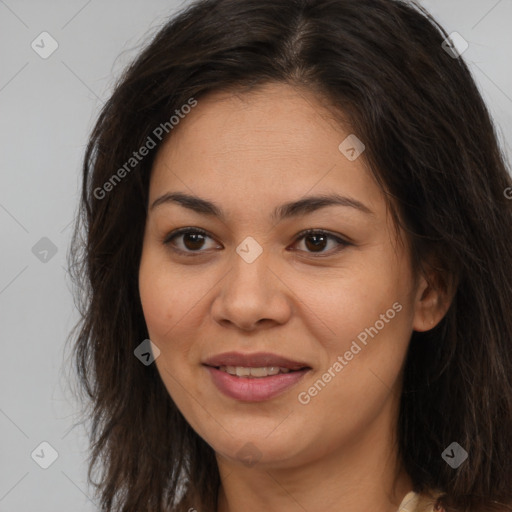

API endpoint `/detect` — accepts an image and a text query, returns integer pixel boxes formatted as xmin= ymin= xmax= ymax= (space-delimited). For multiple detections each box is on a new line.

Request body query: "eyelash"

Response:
xmin=162 ymin=227 xmax=351 ymax=258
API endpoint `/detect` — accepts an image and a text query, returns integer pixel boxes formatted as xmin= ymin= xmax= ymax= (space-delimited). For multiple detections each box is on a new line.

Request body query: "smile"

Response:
xmin=218 ymin=365 xmax=292 ymax=377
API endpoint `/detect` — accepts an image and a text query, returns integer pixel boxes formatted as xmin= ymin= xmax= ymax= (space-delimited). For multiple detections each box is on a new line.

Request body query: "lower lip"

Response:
xmin=205 ymin=366 xmax=310 ymax=402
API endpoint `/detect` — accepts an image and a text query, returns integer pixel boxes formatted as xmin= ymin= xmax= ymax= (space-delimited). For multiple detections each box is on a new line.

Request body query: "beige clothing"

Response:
xmin=397 ymin=491 xmax=443 ymax=512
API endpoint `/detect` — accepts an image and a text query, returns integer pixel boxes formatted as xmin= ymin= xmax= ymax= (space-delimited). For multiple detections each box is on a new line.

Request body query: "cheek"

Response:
xmin=138 ymin=247 xmax=211 ymax=360
xmin=138 ymin=247 xmax=180 ymax=342
xmin=138 ymin=252 xmax=194 ymax=403
xmin=139 ymin=267 xmax=168 ymax=336
xmin=292 ymin=268 xmax=400 ymax=351
xmin=299 ymin=254 xmax=414 ymax=386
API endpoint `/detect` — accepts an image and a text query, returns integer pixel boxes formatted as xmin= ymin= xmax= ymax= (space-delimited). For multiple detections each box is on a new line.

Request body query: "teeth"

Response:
xmin=219 ymin=366 xmax=292 ymax=377
xmin=234 ymin=366 xmax=251 ymax=377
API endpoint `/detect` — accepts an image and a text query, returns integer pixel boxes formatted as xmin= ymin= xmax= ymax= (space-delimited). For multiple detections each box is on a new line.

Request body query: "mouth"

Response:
xmin=202 ymin=352 xmax=312 ymax=402
xmin=214 ymin=365 xmax=307 ymax=378
xmin=202 ymin=351 xmax=311 ymax=371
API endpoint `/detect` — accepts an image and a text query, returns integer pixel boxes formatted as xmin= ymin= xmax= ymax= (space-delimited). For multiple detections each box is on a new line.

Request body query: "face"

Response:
xmin=138 ymin=82 xmax=433 ymax=471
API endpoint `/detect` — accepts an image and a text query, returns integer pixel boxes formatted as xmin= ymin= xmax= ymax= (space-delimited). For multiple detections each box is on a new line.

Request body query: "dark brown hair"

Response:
xmin=68 ymin=0 xmax=512 ymax=510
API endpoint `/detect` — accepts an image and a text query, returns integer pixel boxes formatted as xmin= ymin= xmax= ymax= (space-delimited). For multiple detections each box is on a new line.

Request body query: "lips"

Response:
xmin=202 ymin=351 xmax=312 ymax=402
xmin=202 ymin=351 xmax=311 ymax=371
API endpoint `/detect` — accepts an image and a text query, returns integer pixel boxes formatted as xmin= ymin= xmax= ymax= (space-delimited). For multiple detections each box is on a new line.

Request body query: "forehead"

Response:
xmin=149 ymin=82 xmax=383 ymax=219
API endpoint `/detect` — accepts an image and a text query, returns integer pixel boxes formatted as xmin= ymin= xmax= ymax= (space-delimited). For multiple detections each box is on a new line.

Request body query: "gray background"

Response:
xmin=0 ymin=0 xmax=511 ymax=510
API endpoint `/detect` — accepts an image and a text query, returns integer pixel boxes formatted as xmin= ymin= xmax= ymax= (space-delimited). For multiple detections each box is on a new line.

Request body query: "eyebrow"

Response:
xmin=150 ymin=191 xmax=374 ymax=221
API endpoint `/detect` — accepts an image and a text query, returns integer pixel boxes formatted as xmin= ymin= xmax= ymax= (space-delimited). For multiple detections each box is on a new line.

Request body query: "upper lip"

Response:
xmin=203 ymin=352 xmax=311 ymax=370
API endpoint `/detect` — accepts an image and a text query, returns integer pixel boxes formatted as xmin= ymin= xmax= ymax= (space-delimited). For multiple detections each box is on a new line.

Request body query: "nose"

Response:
xmin=210 ymin=248 xmax=292 ymax=332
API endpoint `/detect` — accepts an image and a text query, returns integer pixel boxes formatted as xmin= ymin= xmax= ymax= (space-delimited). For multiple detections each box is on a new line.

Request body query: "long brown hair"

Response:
xmin=68 ymin=0 xmax=512 ymax=510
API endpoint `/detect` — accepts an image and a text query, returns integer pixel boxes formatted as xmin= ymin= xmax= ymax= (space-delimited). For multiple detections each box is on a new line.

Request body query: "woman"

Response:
xmin=68 ymin=0 xmax=512 ymax=511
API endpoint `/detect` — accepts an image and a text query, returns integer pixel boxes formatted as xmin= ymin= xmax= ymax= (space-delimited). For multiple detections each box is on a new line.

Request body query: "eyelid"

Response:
xmin=162 ymin=227 xmax=219 ymax=252
xmin=294 ymin=228 xmax=353 ymax=248
xmin=163 ymin=227 xmax=352 ymax=256
xmin=163 ymin=226 xmax=210 ymax=243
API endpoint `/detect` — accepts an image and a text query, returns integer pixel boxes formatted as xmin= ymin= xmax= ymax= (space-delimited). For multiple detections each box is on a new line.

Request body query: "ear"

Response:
xmin=412 ymin=262 xmax=457 ymax=332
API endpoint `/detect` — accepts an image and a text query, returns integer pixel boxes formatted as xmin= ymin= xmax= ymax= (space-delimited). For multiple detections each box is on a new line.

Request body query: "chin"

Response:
xmin=208 ymin=429 xmax=308 ymax=469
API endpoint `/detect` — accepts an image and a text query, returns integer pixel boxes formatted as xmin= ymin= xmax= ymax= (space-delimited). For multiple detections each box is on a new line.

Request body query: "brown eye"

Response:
xmin=292 ymin=229 xmax=351 ymax=255
xmin=164 ymin=228 xmax=219 ymax=255
xmin=304 ymin=233 xmax=328 ymax=252
xmin=164 ymin=227 xmax=351 ymax=257
xmin=181 ymin=232 xmax=207 ymax=250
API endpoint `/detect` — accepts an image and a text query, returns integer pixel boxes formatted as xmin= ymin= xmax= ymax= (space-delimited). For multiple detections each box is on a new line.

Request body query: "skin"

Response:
xmin=138 ymin=82 xmax=450 ymax=512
